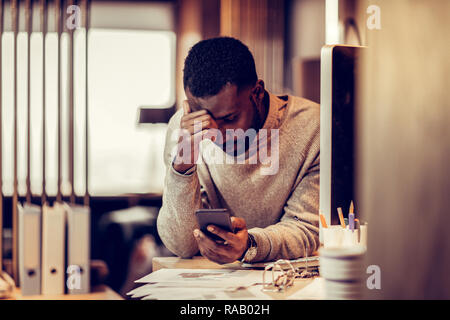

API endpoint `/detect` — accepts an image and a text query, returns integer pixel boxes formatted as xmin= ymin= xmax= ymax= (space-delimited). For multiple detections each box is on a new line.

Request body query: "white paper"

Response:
xmin=286 ymin=277 xmax=325 ymax=300
xmin=135 ymin=268 xmax=265 ymax=288
xmin=127 ymin=283 xmax=157 ymax=298
xmin=141 ymin=287 xmax=226 ymax=300
xmin=202 ymin=286 xmax=273 ymax=300
xmin=138 ymin=285 xmax=273 ymax=300
xmin=131 ymin=268 xmax=324 ymax=300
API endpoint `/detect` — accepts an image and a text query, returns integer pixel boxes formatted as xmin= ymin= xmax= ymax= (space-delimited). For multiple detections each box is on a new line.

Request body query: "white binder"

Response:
xmin=18 ymin=203 xmax=42 ymax=296
xmin=41 ymin=203 xmax=66 ymax=295
xmin=65 ymin=203 xmax=90 ymax=294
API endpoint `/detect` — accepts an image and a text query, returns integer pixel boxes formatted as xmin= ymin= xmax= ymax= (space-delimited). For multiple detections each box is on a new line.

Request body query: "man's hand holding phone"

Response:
xmin=193 ymin=216 xmax=249 ymax=264
xmin=173 ymin=100 xmax=218 ymax=174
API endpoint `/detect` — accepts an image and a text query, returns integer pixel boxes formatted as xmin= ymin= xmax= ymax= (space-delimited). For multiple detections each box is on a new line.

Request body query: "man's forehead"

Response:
xmin=186 ymin=84 xmax=241 ymax=117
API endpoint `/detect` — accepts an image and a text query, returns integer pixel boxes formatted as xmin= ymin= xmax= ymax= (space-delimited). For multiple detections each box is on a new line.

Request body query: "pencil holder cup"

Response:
xmin=359 ymin=224 xmax=368 ymax=248
xmin=319 ymin=245 xmax=367 ymax=300
xmin=342 ymin=228 xmax=359 ymax=247
xmin=322 ymin=226 xmax=344 ymax=248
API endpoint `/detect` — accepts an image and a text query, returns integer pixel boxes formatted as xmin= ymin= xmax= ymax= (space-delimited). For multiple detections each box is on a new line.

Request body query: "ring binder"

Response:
xmin=18 ymin=203 xmax=42 ymax=296
xmin=65 ymin=203 xmax=91 ymax=294
xmin=41 ymin=204 xmax=66 ymax=295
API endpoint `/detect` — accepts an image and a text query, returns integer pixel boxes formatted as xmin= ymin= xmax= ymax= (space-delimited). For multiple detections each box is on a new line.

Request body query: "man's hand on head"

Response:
xmin=193 ymin=217 xmax=249 ymax=264
xmin=173 ymin=100 xmax=218 ymax=174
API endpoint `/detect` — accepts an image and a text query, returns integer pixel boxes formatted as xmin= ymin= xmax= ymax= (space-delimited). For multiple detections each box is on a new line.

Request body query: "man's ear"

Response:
xmin=251 ymin=80 xmax=265 ymax=103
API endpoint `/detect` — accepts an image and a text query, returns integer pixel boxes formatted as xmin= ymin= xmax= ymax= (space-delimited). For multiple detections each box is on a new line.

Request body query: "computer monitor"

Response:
xmin=320 ymin=45 xmax=365 ymax=227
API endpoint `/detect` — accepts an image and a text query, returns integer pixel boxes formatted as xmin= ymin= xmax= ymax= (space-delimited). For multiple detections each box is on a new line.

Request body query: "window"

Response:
xmin=85 ymin=29 xmax=175 ymax=195
xmin=1 ymin=29 xmax=175 ymax=196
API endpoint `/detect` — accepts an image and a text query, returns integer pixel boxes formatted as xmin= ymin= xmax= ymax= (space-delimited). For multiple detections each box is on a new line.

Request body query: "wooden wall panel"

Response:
xmin=175 ymin=0 xmax=221 ymax=108
xmin=220 ymin=0 xmax=284 ymax=94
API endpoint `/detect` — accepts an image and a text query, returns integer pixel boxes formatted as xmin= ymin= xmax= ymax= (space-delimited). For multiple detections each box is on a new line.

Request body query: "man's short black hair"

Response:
xmin=183 ymin=37 xmax=258 ymax=98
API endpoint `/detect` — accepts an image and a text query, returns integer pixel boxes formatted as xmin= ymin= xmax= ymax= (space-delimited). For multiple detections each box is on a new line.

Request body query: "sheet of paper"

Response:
xmin=201 ymin=286 xmax=273 ymax=300
xmin=140 ymin=287 xmax=226 ymax=300
xmin=129 ymin=281 xmax=237 ymax=294
xmin=286 ymin=277 xmax=325 ymax=300
xmin=129 ymin=272 xmax=325 ymax=300
xmin=127 ymin=284 xmax=157 ymax=298
xmin=135 ymin=268 xmax=265 ymax=289
xmin=138 ymin=285 xmax=273 ymax=300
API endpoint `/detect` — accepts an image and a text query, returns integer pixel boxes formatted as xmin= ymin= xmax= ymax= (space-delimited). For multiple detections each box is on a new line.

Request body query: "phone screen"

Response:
xmin=195 ymin=209 xmax=234 ymax=243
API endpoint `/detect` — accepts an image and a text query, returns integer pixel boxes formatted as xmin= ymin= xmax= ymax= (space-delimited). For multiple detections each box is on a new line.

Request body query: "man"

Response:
xmin=157 ymin=37 xmax=320 ymax=264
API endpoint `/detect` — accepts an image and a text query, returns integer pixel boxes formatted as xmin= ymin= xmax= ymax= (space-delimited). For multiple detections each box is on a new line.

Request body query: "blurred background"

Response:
xmin=1 ymin=0 xmax=450 ymax=299
xmin=1 ymin=0 xmax=333 ymax=297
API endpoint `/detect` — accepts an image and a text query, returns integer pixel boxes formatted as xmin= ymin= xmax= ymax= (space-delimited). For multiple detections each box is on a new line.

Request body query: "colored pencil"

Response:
xmin=319 ymin=213 xmax=328 ymax=228
xmin=337 ymin=207 xmax=346 ymax=228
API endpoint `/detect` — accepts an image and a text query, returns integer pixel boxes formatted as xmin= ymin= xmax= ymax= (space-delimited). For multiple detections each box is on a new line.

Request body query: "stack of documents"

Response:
xmin=128 ymin=268 xmax=271 ymax=300
xmin=128 ymin=268 xmax=325 ymax=300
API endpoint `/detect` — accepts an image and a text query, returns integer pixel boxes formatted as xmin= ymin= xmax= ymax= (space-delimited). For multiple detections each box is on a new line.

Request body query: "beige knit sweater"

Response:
xmin=157 ymin=92 xmax=320 ymax=263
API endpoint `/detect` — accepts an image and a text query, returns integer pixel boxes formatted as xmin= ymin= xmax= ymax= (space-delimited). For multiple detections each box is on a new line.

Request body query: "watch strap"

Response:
xmin=241 ymin=233 xmax=257 ymax=263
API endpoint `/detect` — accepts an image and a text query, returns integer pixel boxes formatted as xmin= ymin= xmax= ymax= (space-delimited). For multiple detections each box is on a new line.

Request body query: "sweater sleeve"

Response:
xmin=247 ymin=152 xmax=321 ymax=262
xmin=156 ymin=111 xmax=208 ymax=258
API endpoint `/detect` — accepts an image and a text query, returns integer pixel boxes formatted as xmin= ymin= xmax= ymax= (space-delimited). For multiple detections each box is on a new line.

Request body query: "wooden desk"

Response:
xmin=8 ymin=285 xmax=123 ymax=300
xmin=152 ymin=256 xmax=244 ymax=272
xmin=151 ymin=256 xmax=320 ymax=300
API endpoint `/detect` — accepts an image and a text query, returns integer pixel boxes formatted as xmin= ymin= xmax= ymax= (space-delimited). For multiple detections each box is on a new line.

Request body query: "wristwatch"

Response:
xmin=241 ymin=234 xmax=257 ymax=263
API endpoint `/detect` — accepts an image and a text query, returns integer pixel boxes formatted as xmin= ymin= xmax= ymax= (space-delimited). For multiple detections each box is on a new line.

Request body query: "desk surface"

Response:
xmin=152 ymin=256 xmax=245 ymax=272
xmin=8 ymin=285 xmax=123 ymax=300
xmin=151 ymin=256 xmax=320 ymax=300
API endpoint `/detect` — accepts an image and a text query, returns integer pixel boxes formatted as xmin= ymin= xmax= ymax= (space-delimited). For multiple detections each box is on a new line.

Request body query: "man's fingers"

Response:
xmin=195 ymin=229 xmax=220 ymax=247
xmin=230 ymin=217 xmax=247 ymax=231
xmin=205 ymin=116 xmax=219 ymax=129
xmin=181 ymin=117 xmax=212 ymax=133
xmin=194 ymin=229 xmax=228 ymax=255
xmin=207 ymin=225 xmax=237 ymax=246
xmin=182 ymin=109 xmax=208 ymax=121
xmin=193 ymin=228 xmax=246 ymax=264
xmin=200 ymin=246 xmax=222 ymax=262
xmin=178 ymin=129 xmax=208 ymax=145
xmin=181 ymin=114 xmax=211 ymax=127
xmin=192 ymin=129 xmax=209 ymax=140
xmin=183 ymin=100 xmax=191 ymax=115
xmin=192 ymin=121 xmax=212 ymax=134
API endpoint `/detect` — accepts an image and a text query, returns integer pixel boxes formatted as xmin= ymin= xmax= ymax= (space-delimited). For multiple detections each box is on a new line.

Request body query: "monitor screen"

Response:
xmin=320 ymin=45 xmax=364 ymax=225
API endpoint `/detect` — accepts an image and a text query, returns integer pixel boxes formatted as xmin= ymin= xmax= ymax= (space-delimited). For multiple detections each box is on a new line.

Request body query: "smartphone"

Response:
xmin=195 ymin=208 xmax=234 ymax=243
